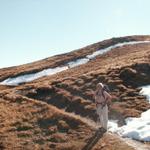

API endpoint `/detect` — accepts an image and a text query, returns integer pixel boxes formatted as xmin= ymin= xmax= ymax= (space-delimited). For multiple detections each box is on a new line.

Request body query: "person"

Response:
xmin=94 ymin=82 xmax=112 ymax=131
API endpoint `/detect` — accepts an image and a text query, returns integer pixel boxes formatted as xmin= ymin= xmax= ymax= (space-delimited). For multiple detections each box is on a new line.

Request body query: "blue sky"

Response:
xmin=0 ymin=0 xmax=150 ymax=68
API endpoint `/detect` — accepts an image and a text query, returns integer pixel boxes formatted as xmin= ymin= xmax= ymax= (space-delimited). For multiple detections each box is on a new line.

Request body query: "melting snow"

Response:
xmin=140 ymin=85 xmax=150 ymax=103
xmin=109 ymin=85 xmax=150 ymax=142
xmin=1 ymin=40 xmax=150 ymax=142
xmin=108 ymin=120 xmax=119 ymax=132
xmin=67 ymin=58 xmax=89 ymax=68
xmin=0 ymin=66 xmax=68 ymax=86
xmin=1 ymin=40 xmax=150 ymax=86
xmin=87 ymin=41 xmax=150 ymax=59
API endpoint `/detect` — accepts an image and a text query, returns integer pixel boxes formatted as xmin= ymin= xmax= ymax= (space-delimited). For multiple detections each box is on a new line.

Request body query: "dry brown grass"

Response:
xmin=0 ymin=35 xmax=150 ymax=149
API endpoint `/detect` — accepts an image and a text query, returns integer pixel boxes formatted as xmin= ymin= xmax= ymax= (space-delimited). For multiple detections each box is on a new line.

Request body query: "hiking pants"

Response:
xmin=96 ymin=104 xmax=108 ymax=130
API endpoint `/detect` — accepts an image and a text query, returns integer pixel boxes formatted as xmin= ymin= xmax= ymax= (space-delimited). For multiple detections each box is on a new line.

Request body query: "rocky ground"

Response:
xmin=0 ymin=35 xmax=150 ymax=149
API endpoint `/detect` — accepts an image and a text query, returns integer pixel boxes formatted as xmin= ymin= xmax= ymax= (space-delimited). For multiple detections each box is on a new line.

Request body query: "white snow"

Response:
xmin=1 ymin=40 xmax=150 ymax=86
xmin=1 ymin=40 xmax=150 ymax=142
xmin=109 ymin=85 xmax=150 ymax=142
xmin=116 ymin=109 xmax=150 ymax=141
xmin=108 ymin=120 xmax=119 ymax=132
xmin=0 ymin=66 xmax=68 ymax=86
xmin=67 ymin=58 xmax=89 ymax=68
xmin=140 ymin=85 xmax=150 ymax=103
xmin=86 ymin=41 xmax=150 ymax=59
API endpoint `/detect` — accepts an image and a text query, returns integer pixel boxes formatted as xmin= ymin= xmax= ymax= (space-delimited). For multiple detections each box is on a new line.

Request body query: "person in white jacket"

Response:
xmin=94 ymin=83 xmax=112 ymax=131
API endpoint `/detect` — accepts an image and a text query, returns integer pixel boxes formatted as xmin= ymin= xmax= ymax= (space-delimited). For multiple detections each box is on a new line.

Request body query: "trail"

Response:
xmin=81 ymin=128 xmax=150 ymax=150
xmin=69 ymin=112 xmax=150 ymax=150
xmin=82 ymin=128 xmax=106 ymax=150
xmin=67 ymin=111 xmax=150 ymax=150
xmin=111 ymin=133 xmax=150 ymax=150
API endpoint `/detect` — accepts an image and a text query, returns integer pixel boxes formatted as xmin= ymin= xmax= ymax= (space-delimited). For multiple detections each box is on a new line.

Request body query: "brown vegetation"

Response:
xmin=0 ymin=35 xmax=150 ymax=149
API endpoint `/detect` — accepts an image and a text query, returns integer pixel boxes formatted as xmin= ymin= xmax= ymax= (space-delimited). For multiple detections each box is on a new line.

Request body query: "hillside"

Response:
xmin=0 ymin=35 xmax=150 ymax=149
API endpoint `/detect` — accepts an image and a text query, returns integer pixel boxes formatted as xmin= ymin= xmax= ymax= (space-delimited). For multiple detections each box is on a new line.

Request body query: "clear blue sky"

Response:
xmin=0 ymin=0 xmax=150 ymax=68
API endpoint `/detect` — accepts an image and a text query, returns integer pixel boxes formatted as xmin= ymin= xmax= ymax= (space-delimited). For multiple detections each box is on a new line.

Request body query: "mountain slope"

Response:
xmin=0 ymin=35 xmax=150 ymax=149
xmin=0 ymin=35 xmax=150 ymax=81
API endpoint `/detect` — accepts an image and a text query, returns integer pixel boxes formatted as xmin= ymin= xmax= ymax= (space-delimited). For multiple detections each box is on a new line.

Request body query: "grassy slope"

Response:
xmin=0 ymin=35 xmax=150 ymax=149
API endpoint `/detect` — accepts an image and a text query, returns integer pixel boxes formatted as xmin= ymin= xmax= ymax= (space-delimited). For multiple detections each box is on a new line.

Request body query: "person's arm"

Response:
xmin=93 ymin=91 xmax=97 ymax=104
xmin=93 ymin=90 xmax=99 ymax=105
xmin=93 ymin=91 xmax=97 ymax=103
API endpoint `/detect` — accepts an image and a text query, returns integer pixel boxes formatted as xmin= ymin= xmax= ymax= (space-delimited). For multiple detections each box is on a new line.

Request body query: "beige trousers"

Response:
xmin=96 ymin=104 xmax=108 ymax=130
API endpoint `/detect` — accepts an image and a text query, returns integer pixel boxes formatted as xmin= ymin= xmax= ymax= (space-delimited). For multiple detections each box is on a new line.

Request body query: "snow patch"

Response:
xmin=140 ymin=85 xmax=150 ymax=103
xmin=87 ymin=41 xmax=150 ymax=59
xmin=0 ymin=66 xmax=68 ymax=86
xmin=1 ymin=41 xmax=150 ymax=86
xmin=108 ymin=120 xmax=119 ymax=132
xmin=67 ymin=58 xmax=89 ymax=68
xmin=109 ymin=85 xmax=150 ymax=142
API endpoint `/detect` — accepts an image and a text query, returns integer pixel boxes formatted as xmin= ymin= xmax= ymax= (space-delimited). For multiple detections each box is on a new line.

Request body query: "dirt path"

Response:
xmin=68 ymin=112 xmax=150 ymax=150
xmin=122 ymin=138 xmax=150 ymax=150
xmin=82 ymin=130 xmax=150 ymax=150
xmin=109 ymin=133 xmax=150 ymax=150
xmin=82 ymin=128 xmax=106 ymax=150
xmin=73 ymin=113 xmax=150 ymax=150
